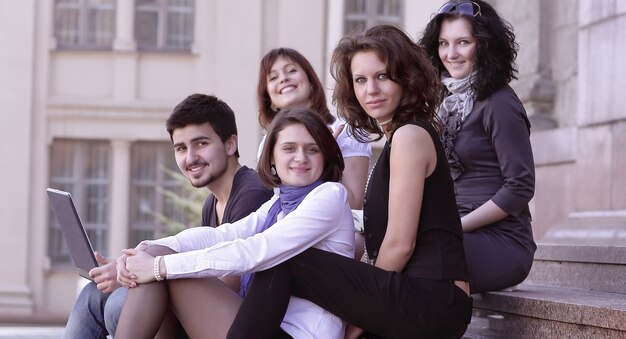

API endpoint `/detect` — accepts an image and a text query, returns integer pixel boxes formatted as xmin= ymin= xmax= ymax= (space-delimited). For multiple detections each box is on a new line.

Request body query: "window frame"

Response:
xmin=48 ymin=140 xmax=111 ymax=265
xmin=54 ymin=0 xmax=116 ymax=50
xmin=134 ymin=0 xmax=195 ymax=52
xmin=344 ymin=0 xmax=404 ymax=34
xmin=128 ymin=142 xmax=194 ymax=247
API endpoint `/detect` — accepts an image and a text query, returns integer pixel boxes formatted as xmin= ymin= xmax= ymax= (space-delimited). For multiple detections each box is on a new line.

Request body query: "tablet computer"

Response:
xmin=47 ymin=188 xmax=98 ymax=280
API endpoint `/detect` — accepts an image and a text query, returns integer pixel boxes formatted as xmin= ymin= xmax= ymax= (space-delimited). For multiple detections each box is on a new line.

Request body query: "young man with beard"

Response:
xmin=63 ymin=94 xmax=272 ymax=339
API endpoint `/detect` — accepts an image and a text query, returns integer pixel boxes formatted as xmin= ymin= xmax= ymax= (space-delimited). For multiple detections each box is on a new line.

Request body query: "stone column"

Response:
xmin=113 ymin=0 xmax=136 ymax=51
xmin=0 ymin=0 xmax=36 ymax=315
xmin=497 ymin=0 xmax=557 ymax=130
xmin=113 ymin=0 xmax=137 ymax=102
xmin=109 ymin=141 xmax=131 ymax=257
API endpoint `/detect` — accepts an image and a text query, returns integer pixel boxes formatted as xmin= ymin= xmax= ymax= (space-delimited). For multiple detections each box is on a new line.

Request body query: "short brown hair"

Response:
xmin=256 ymin=48 xmax=334 ymax=130
xmin=257 ymin=106 xmax=344 ymax=188
xmin=166 ymin=93 xmax=240 ymax=158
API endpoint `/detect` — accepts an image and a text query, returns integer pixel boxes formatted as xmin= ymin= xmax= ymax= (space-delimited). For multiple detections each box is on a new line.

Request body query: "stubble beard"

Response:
xmin=188 ymin=163 xmax=227 ymax=188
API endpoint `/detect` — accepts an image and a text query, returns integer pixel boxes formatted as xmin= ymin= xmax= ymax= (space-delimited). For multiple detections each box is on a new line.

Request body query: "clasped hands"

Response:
xmin=116 ymin=243 xmax=158 ymax=288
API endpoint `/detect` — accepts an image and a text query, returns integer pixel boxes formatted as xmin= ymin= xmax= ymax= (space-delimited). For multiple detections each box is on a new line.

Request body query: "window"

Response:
xmin=135 ymin=0 xmax=194 ymax=52
xmin=344 ymin=0 xmax=403 ymax=33
xmin=129 ymin=142 xmax=194 ymax=247
xmin=54 ymin=0 xmax=116 ymax=49
xmin=49 ymin=140 xmax=110 ymax=264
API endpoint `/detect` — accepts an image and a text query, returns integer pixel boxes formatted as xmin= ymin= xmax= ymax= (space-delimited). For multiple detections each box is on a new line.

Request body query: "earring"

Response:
xmin=270 ymin=104 xmax=279 ymax=112
xmin=270 ymin=165 xmax=277 ymax=176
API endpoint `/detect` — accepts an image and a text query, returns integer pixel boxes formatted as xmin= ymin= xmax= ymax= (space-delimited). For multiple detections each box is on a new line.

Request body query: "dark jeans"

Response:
xmin=228 ymin=248 xmax=472 ymax=339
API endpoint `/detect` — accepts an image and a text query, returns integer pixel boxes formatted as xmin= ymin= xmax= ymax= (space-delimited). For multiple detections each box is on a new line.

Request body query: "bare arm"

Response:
xmin=332 ymin=123 xmax=369 ymax=209
xmin=374 ymin=125 xmax=435 ymax=272
xmin=461 ymin=200 xmax=509 ymax=232
xmin=342 ymin=156 xmax=369 ymax=209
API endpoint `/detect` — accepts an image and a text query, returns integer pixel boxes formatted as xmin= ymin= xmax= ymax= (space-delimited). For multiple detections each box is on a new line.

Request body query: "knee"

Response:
xmin=78 ymin=282 xmax=108 ymax=312
xmin=104 ymin=287 xmax=128 ymax=335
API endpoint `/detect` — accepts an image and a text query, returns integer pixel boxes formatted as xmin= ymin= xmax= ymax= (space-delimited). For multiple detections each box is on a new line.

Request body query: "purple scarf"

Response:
xmin=239 ymin=180 xmax=323 ymax=297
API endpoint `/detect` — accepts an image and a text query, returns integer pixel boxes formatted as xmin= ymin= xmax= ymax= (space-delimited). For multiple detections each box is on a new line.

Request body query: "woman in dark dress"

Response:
xmin=419 ymin=0 xmax=536 ymax=293
xmin=227 ymin=25 xmax=472 ymax=339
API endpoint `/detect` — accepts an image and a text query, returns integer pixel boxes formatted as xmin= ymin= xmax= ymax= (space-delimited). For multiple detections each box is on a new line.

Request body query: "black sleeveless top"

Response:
xmin=363 ymin=120 xmax=469 ymax=281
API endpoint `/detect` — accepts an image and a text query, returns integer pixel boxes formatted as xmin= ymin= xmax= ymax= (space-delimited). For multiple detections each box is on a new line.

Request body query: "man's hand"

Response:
xmin=88 ymin=252 xmax=121 ymax=293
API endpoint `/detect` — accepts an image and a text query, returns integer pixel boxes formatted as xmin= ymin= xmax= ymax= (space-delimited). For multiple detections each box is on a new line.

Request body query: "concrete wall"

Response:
xmin=516 ymin=0 xmax=626 ymax=238
xmin=0 ymin=0 xmax=37 ymax=316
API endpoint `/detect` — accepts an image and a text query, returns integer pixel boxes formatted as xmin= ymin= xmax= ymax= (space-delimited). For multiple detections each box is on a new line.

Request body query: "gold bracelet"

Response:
xmin=154 ymin=256 xmax=164 ymax=281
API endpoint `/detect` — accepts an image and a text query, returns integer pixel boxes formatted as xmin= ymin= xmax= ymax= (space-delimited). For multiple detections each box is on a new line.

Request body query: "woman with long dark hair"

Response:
xmin=420 ymin=0 xmax=536 ymax=293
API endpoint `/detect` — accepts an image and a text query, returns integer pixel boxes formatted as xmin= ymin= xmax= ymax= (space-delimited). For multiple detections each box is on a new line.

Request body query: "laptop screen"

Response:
xmin=47 ymin=188 xmax=98 ymax=280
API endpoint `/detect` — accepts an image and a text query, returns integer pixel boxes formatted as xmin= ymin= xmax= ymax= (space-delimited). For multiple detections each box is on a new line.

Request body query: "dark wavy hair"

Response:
xmin=257 ymin=106 xmax=344 ymax=188
xmin=256 ymin=48 xmax=334 ymax=130
xmin=331 ymin=25 xmax=441 ymax=142
xmin=419 ymin=0 xmax=519 ymax=100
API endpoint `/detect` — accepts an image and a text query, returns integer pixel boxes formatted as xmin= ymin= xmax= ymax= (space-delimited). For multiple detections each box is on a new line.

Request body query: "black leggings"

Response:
xmin=227 ymin=248 xmax=472 ymax=339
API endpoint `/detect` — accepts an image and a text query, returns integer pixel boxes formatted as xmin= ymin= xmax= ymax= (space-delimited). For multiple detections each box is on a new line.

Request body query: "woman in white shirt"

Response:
xmin=114 ymin=107 xmax=355 ymax=339
xmin=257 ymin=47 xmax=371 ymax=259
xmin=257 ymin=48 xmax=371 ymax=210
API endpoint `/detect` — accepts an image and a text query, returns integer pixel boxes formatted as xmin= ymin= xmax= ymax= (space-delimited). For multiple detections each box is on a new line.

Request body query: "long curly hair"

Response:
xmin=419 ymin=0 xmax=519 ymax=100
xmin=331 ymin=25 xmax=441 ymax=142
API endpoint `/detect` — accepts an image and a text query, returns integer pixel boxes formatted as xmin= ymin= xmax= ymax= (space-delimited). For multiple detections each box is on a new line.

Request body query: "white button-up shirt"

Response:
xmin=143 ymin=182 xmax=355 ymax=339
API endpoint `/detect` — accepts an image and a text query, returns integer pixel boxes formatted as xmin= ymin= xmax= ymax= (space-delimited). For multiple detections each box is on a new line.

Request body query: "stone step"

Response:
xmin=464 ymin=283 xmax=626 ymax=338
xmin=526 ymin=243 xmax=626 ymax=294
xmin=540 ymin=211 xmax=626 ymax=246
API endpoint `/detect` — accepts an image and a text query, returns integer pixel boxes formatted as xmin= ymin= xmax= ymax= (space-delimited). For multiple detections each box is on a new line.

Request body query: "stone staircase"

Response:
xmin=463 ymin=213 xmax=626 ymax=338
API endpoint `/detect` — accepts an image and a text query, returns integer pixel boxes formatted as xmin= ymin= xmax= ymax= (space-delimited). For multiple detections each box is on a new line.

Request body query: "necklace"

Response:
xmin=378 ymin=118 xmax=393 ymax=126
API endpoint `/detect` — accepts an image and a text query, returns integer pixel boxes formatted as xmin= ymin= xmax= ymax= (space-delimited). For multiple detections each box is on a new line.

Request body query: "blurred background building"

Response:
xmin=0 ymin=0 xmax=624 ymax=324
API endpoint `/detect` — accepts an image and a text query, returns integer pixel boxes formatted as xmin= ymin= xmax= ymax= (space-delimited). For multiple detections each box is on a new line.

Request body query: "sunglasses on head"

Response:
xmin=437 ymin=1 xmax=481 ymax=17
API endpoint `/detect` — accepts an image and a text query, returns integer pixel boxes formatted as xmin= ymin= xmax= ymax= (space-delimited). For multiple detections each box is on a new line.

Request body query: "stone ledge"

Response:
xmin=526 ymin=243 xmax=626 ymax=294
xmin=0 ymin=312 xmax=66 ymax=325
xmin=540 ymin=212 xmax=626 ymax=247
xmin=470 ymin=283 xmax=626 ymax=336
xmin=535 ymin=243 xmax=626 ymax=264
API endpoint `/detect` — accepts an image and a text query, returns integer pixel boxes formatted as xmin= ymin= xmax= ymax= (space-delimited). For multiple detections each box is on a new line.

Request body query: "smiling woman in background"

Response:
xmin=420 ymin=0 xmax=536 ymax=294
xmin=257 ymin=48 xmax=371 ymax=259
xmin=256 ymin=48 xmax=371 ymax=210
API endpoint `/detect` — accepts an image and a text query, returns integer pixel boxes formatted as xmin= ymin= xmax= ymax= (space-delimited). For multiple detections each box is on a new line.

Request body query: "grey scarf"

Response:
xmin=438 ymin=72 xmax=476 ymax=180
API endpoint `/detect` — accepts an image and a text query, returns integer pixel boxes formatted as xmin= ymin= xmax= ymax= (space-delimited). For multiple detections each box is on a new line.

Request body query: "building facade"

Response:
xmin=0 ymin=0 xmax=623 ymax=322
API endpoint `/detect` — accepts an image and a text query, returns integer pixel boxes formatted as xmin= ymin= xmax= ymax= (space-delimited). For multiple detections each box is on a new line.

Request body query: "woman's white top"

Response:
xmin=257 ymin=118 xmax=372 ymax=160
xmin=143 ymin=182 xmax=355 ymax=339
